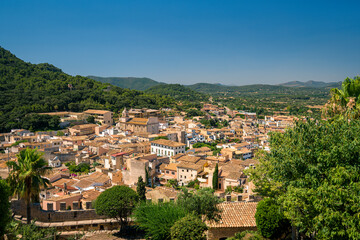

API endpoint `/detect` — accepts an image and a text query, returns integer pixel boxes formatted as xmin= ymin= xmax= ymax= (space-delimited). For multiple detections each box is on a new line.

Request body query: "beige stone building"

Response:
xmin=68 ymin=124 xmax=97 ymax=136
xmin=118 ymin=108 xmax=159 ymax=134
xmin=83 ymin=109 xmax=113 ymax=125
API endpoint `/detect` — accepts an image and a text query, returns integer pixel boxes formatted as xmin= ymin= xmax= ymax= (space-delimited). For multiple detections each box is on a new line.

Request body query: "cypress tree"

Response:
xmin=212 ymin=163 xmax=218 ymax=190
xmin=137 ymin=176 xmax=146 ymax=201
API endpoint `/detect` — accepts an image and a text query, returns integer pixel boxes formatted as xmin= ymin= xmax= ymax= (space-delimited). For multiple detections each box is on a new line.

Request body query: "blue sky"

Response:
xmin=1 ymin=0 xmax=359 ymax=85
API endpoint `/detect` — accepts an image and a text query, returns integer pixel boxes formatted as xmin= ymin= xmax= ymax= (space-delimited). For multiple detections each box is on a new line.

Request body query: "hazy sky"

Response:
xmin=1 ymin=0 xmax=359 ymax=85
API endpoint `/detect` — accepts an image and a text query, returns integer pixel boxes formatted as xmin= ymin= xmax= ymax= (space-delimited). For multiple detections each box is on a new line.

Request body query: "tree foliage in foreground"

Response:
xmin=7 ymin=149 xmax=51 ymax=224
xmin=95 ymin=185 xmax=138 ymax=229
xmin=133 ymin=202 xmax=187 ymax=240
xmin=247 ymin=119 xmax=360 ymax=239
xmin=255 ymin=198 xmax=290 ymax=239
xmin=0 ymin=179 xmax=10 ymax=236
xmin=323 ymin=76 xmax=360 ymax=119
xmin=5 ymin=221 xmax=58 ymax=240
xmin=170 ymin=214 xmax=208 ymax=240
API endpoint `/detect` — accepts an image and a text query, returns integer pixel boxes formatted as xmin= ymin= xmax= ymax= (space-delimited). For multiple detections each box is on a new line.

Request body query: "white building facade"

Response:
xmin=151 ymin=139 xmax=186 ymax=157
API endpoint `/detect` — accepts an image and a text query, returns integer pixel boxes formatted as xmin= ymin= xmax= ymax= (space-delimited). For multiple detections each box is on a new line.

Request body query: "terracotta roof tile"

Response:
xmin=207 ymin=202 xmax=257 ymax=228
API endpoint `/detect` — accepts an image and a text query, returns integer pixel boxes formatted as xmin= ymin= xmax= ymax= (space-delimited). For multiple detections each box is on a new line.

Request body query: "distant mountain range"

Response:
xmin=87 ymin=76 xmax=164 ymax=91
xmin=278 ymin=80 xmax=342 ymax=88
xmin=88 ymin=75 xmax=342 ymax=92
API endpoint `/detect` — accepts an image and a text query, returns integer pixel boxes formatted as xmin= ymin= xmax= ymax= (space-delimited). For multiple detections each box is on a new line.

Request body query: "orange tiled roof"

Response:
xmin=207 ymin=202 xmax=257 ymax=228
xmin=165 ymin=163 xmax=178 ymax=171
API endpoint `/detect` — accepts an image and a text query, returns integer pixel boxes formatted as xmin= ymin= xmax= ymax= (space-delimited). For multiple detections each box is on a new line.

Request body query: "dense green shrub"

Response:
xmin=133 ymin=202 xmax=187 ymax=240
xmin=170 ymin=214 xmax=208 ymax=240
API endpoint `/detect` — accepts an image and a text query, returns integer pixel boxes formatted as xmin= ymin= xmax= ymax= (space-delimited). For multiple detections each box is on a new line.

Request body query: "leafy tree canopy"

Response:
xmin=247 ymin=119 xmax=360 ymax=239
xmin=255 ymin=198 xmax=290 ymax=239
xmin=177 ymin=188 xmax=221 ymax=222
xmin=65 ymin=162 xmax=90 ymax=173
xmin=95 ymin=185 xmax=138 ymax=228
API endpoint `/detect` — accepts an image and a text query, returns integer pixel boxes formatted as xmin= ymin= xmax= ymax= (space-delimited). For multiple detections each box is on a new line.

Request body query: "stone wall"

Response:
xmin=207 ymin=227 xmax=257 ymax=240
xmin=11 ymin=200 xmax=106 ymax=223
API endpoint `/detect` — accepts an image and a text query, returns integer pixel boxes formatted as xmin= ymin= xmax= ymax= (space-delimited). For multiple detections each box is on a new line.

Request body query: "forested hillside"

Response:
xmin=87 ymin=76 xmax=163 ymax=91
xmin=145 ymin=84 xmax=209 ymax=102
xmin=0 ymin=47 xmax=175 ymax=132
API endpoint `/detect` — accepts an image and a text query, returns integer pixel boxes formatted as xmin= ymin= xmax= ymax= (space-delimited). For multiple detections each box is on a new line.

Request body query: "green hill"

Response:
xmin=145 ymin=84 xmax=208 ymax=102
xmin=0 ymin=47 xmax=175 ymax=132
xmin=87 ymin=76 xmax=163 ymax=91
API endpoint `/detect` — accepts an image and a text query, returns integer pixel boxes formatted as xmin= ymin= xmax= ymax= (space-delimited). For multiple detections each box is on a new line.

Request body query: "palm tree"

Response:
xmin=323 ymin=76 xmax=360 ymax=119
xmin=7 ymin=148 xmax=51 ymax=224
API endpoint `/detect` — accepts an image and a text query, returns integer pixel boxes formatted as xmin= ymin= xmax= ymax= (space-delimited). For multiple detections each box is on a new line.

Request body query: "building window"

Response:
xmin=60 ymin=202 xmax=66 ymax=211
xmin=47 ymin=203 xmax=54 ymax=211
xmin=73 ymin=202 xmax=79 ymax=210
